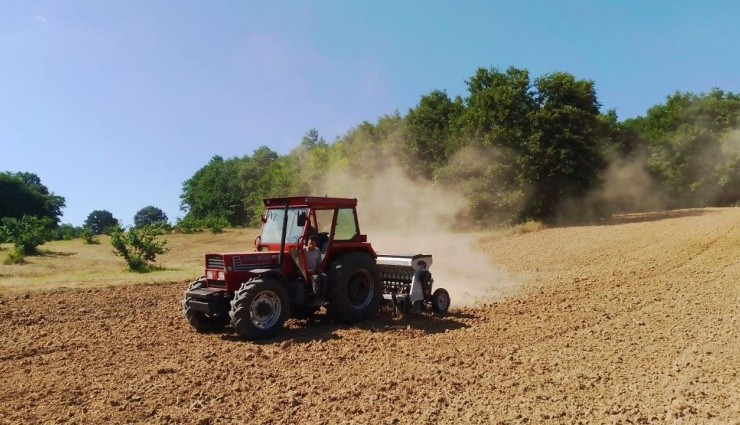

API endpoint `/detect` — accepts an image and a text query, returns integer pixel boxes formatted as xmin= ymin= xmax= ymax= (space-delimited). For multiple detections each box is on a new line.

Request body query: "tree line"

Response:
xmin=0 ymin=172 xmax=172 ymax=263
xmin=2 ymin=65 xmax=739 ymax=248
xmin=179 ymin=66 xmax=739 ymax=227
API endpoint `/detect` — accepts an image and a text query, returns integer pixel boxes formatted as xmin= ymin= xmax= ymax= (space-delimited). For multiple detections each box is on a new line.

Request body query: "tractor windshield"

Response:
xmin=260 ymin=208 xmax=307 ymax=244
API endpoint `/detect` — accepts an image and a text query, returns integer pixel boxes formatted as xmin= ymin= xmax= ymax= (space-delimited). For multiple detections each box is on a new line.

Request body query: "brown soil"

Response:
xmin=0 ymin=208 xmax=738 ymax=424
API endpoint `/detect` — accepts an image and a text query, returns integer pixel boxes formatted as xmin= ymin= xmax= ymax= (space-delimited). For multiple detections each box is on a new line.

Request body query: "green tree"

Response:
xmin=453 ymin=66 xmax=536 ymax=150
xmin=404 ymin=90 xmax=464 ymax=178
xmin=0 ymin=216 xmax=54 ymax=263
xmin=81 ymin=228 xmax=99 ymax=244
xmin=53 ymin=223 xmax=83 ymax=241
xmin=522 ymin=72 xmax=606 ymax=221
xmin=300 ymin=128 xmax=327 ymax=150
xmin=329 ymin=113 xmax=405 ymax=179
xmin=624 ymin=89 xmax=740 ymax=207
xmin=84 ymin=210 xmax=120 ymax=235
xmin=290 ymin=128 xmax=330 ymax=194
xmin=180 ymin=147 xmax=296 ymax=227
xmin=596 ymin=109 xmax=641 ymax=159
xmin=110 ymin=226 xmax=169 ymax=272
xmin=243 ymin=152 xmax=303 ymax=226
xmin=180 ymin=155 xmax=249 ymax=226
xmin=431 ymin=67 xmax=607 ymax=223
xmin=0 ymin=171 xmax=66 ymax=225
xmin=239 ymin=147 xmax=284 ymax=225
xmin=134 ymin=206 xmax=169 ymax=228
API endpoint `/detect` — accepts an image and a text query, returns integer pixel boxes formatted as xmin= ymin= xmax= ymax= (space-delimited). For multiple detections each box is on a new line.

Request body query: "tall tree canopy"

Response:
xmin=179 ymin=65 xmax=738 ymax=228
xmin=84 ymin=210 xmax=119 ymax=235
xmin=0 ymin=171 xmax=65 ymax=225
xmin=403 ymin=90 xmax=464 ymax=179
xmin=624 ymin=89 xmax=740 ymax=207
xmin=134 ymin=206 xmax=169 ymax=228
xmin=180 ymin=148 xmax=295 ymax=227
xmin=180 ymin=155 xmax=248 ymax=225
xmin=522 ymin=72 xmax=606 ymax=219
xmin=431 ymin=67 xmax=606 ymax=223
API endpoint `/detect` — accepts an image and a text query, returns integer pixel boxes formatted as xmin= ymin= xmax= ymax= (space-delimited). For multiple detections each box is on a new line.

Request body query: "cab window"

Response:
xmin=314 ymin=209 xmax=334 ymax=233
xmin=334 ymin=208 xmax=358 ymax=241
xmin=260 ymin=208 xmax=306 ymax=244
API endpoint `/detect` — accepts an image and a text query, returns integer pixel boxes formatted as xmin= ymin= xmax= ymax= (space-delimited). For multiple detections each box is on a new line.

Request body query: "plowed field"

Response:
xmin=1 ymin=208 xmax=738 ymax=424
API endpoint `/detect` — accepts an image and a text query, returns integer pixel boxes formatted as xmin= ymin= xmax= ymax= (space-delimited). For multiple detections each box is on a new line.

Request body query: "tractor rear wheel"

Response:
xmin=431 ymin=288 xmax=450 ymax=315
xmin=230 ymin=277 xmax=289 ymax=340
xmin=182 ymin=277 xmax=230 ymax=332
xmin=326 ymin=252 xmax=382 ymax=324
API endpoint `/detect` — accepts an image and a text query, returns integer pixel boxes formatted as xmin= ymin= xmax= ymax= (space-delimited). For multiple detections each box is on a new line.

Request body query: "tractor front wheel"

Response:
xmin=230 ymin=277 xmax=289 ymax=340
xmin=182 ymin=277 xmax=230 ymax=332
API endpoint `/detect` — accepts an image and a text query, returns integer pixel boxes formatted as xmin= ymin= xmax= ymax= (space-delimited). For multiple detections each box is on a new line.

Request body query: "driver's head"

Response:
xmin=307 ymin=234 xmax=319 ymax=250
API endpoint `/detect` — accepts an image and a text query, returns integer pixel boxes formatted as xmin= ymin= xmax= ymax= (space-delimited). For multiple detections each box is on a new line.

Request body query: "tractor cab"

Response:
xmin=254 ymin=197 xmax=372 ymax=281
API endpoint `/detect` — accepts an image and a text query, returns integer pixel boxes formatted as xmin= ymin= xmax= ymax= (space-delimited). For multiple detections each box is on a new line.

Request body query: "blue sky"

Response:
xmin=1 ymin=1 xmax=738 ymax=226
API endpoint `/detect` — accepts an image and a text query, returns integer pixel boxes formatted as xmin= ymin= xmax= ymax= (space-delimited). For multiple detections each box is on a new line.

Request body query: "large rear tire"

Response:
xmin=182 ymin=277 xmax=230 ymax=332
xmin=230 ymin=277 xmax=289 ymax=340
xmin=326 ymin=252 xmax=382 ymax=324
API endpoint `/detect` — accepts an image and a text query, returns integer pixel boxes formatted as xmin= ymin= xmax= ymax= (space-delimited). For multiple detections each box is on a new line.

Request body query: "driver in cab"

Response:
xmin=304 ymin=234 xmax=327 ymax=299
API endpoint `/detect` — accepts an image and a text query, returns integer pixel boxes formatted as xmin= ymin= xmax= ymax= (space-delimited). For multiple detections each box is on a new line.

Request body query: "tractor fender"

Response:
xmin=252 ymin=269 xmax=288 ymax=285
xmin=252 ymin=268 xmax=298 ymax=303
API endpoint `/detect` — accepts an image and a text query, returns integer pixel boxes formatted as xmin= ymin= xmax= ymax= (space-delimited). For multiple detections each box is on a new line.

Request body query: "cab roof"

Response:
xmin=263 ymin=196 xmax=358 ymax=209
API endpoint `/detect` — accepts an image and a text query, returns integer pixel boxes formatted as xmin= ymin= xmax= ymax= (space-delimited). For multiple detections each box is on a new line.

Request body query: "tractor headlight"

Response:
xmin=207 ymin=270 xmax=227 ymax=281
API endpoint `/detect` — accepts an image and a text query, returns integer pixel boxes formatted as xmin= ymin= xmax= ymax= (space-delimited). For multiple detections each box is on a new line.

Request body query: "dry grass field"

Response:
xmin=0 ymin=228 xmax=260 ymax=292
xmin=0 ymin=208 xmax=738 ymax=424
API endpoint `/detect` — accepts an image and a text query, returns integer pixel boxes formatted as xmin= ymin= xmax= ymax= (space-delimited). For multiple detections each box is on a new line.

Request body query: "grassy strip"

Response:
xmin=0 ymin=228 xmax=260 ymax=294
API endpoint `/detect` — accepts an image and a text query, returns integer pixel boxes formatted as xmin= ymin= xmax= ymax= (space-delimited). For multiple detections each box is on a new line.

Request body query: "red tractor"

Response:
xmin=182 ymin=196 xmax=450 ymax=340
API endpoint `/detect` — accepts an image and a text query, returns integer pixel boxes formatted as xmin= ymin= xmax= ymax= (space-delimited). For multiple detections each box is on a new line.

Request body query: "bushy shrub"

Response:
xmin=203 ymin=216 xmax=229 ymax=234
xmin=110 ymin=226 xmax=170 ymax=272
xmin=173 ymin=216 xmax=228 ymax=234
xmin=81 ymin=228 xmax=99 ymax=245
xmin=54 ymin=223 xmax=83 ymax=241
xmin=146 ymin=221 xmax=173 ymax=235
xmin=0 ymin=216 xmax=53 ymax=259
xmin=174 ymin=216 xmax=204 ymax=234
xmin=3 ymin=247 xmax=25 ymax=265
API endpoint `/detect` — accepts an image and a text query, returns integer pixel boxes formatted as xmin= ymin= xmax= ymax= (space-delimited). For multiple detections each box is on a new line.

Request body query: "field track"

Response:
xmin=0 ymin=208 xmax=738 ymax=424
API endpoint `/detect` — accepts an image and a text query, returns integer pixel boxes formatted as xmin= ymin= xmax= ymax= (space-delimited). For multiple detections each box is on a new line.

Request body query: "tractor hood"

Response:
xmin=203 ymin=251 xmax=284 ymax=292
xmin=205 ymin=252 xmax=281 ymax=272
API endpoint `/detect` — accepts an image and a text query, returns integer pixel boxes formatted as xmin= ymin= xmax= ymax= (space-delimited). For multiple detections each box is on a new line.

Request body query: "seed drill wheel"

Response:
xmin=431 ymin=288 xmax=451 ymax=315
xmin=327 ymin=252 xmax=383 ymax=324
xmin=230 ymin=277 xmax=289 ymax=340
xmin=182 ymin=277 xmax=230 ymax=332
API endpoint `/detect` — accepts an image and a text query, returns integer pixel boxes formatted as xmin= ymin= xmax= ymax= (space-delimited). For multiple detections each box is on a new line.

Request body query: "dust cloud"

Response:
xmin=555 ymin=151 xmax=670 ymax=223
xmin=596 ymin=153 xmax=668 ymax=212
xmin=312 ymin=165 xmax=518 ymax=307
xmin=562 ymin=126 xmax=740 ymax=221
